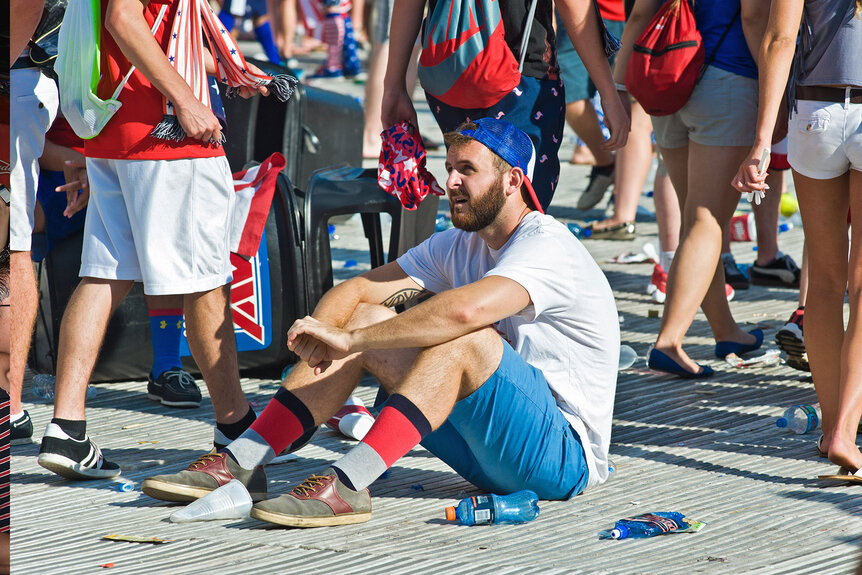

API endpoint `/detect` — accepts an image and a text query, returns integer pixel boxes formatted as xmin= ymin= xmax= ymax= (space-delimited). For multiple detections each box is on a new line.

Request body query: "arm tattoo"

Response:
xmin=380 ymin=288 xmax=431 ymax=308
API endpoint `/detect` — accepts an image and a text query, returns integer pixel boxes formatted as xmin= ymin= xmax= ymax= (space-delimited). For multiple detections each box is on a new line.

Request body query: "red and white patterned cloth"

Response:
xmin=377 ymin=122 xmax=444 ymax=210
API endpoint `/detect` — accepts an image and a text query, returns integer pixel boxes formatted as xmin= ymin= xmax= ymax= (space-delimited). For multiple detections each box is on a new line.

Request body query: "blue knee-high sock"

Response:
xmin=218 ymin=10 xmax=235 ymax=33
xmin=149 ymin=309 xmax=184 ymax=378
xmin=342 ymin=15 xmax=360 ymax=75
xmin=254 ymin=21 xmax=282 ymax=64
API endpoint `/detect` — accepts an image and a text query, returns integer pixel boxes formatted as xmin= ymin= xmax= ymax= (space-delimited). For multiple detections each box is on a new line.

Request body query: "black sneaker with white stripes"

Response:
xmin=10 ymin=410 xmax=33 ymax=445
xmin=37 ymin=423 xmax=121 ymax=480
xmin=147 ymin=368 xmax=202 ymax=408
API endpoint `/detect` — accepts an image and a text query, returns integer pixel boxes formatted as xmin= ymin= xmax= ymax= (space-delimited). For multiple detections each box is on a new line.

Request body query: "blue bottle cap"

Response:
xmin=776 ymin=417 xmax=788 ymax=428
xmin=612 ymin=525 xmax=628 ymax=539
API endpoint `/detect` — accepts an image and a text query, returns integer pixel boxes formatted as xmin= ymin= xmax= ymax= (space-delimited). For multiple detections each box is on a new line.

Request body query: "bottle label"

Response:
xmin=471 ymin=496 xmax=495 ymax=525
xmin=622 ymin=514 xmax=681 ymax=533
xmin=799 ymin=404 xmax=818 ymax=432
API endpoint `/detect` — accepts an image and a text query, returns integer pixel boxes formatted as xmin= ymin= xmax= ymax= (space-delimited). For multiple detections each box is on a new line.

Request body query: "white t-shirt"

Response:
xmin=396 ymin=211 xmax=619 ymax=489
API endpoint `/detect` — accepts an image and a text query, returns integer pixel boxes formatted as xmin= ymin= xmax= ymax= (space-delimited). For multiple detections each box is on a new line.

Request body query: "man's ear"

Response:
xmin=508 ymin=167 xmax=526 ymax=195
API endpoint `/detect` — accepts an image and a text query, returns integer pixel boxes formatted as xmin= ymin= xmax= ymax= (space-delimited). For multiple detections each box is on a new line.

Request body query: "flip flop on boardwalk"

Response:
xmin=818 ymin=467 xmax=862 ymax=485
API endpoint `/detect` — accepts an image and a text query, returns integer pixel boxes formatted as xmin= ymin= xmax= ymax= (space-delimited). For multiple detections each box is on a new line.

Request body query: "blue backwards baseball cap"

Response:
xmin=456 ymin=118 xmax=543 ymax=214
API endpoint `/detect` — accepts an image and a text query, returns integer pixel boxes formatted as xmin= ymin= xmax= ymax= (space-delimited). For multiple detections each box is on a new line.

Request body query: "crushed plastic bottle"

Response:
xmin=169 ymin=479 xmax=252 ymax=522
xmin=776 ymin=404 xmax=821 ymax=434
xmin=598 ymin=512 xmax=689 ymax=540
xmin=445 ymin=490 xmax=540 ymax=526
xmin=31 ymin=374 xmax=97 ymax=402
xmin=114 ymin=481 xmax=136 ymax=493
xmin=618 ymin=345 xmax=638 ymax=370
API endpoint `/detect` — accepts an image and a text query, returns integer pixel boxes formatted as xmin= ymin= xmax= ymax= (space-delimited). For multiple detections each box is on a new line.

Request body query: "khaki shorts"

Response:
xmin=80 ymin=156 xmax=234 ymax=295
xmin=651 ymin=66 xmax=758 ymax=149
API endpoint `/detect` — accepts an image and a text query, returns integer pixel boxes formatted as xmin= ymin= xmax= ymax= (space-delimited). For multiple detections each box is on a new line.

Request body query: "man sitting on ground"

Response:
xmin=143 ymin=118 xmax=620 ymax=527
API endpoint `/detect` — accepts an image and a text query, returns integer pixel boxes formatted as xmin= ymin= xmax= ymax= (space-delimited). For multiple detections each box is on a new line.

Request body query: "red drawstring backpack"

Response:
xmin=625 ymin=0 xmax=738 ymax=117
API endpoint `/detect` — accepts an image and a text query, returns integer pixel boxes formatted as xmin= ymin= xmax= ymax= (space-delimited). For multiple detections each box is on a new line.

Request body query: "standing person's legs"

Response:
xmin=115 ymin=156 xmax=250 ymax=441
xmin=586 ymin=99 xmax=652 ymax=236
xmin=654 ymin=143 xmax=755 ymax=373
xmin=832 ymin=168 xmax=862 ymax=472
xmin=9 ymin=68 xmax=57 ymax=429
xmin=145 ymin=294 xmax=202 ymax=408
xmin=792 ymin=172 xmax=851 ymax=462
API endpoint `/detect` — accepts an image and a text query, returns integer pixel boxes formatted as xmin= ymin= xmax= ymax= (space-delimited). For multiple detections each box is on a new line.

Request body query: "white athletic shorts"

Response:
xmin=788 ymin=97 xmax=862 ymax=179
xmin=10 ymin=68 xmax=58 ymax=251
xmin=80 ymin=156 xmax=235 ymax=295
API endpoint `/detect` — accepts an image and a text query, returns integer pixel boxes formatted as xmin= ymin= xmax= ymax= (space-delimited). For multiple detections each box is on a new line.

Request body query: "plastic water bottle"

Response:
xmin=568 ymin=222 xmax=591 ymax=239
xmin=618 ymin=345 xmax=638 ymax=370
xmin=31 ymin=374 xmax=97 ymax=402
xmin=435 ymin=213 xmax=453 ymax=232
xmin=599 ymin=512 xmax=688 ymax=540
xmin=445 ymin=490 xmax=540 ymax=526
xmin=776 ymin=404 xmax=821 ymax=434
xmin=326 ymin=396 xmax=376 ymax=440
xmin=169 ymin=480 xmax=252 ymax=522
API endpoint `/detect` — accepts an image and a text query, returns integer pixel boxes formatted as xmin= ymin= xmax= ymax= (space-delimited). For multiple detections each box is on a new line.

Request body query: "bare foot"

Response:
xmin=570 ymin=144 xmax=596 ymax=165
xmin=827 ymin=432 xmax=862 ymax=472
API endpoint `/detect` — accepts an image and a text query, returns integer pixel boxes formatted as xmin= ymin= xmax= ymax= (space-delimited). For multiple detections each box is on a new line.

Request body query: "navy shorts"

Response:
xmin=425 ymin=74 xmax=566 ymax=211
xmin=420 ymin=340 xmax=590 ymax=500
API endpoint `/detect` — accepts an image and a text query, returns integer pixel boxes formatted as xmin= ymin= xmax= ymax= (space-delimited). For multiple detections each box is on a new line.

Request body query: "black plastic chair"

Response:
xmin=299 ymin=165 xmax=404 ymax=310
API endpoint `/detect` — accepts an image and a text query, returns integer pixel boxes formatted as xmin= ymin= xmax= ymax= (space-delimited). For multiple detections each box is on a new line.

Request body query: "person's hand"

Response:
xmin=56 ymin=159 xmax=90 ymax=218
xmin=731 ymin=143 xmax=771 ymax=204
xmin=235 ymin=62 xmax=271 ymax=98
xmin=287 ymin=316 xmax=353 ymax=374
xmin=174 ymin=96 xmax=223 ymax=143
xmin=600 ymin=90 xmax=631 ymax=151
xmin=381 ymin=88 xmax=419 ymax=133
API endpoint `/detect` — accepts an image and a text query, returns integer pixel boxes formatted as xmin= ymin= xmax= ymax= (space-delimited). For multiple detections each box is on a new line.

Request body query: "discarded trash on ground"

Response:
xmin=598 ymin=512 xmax=706 ymax=540
xmin=169 ymin=480 xmax=252 ymax=523
xmin=102 ymin=534 xmax=174 ymax=545
xmin=605 ymin=242 xmax=659 ymax=264
xmin=724 ymin=349 xmax=781 ymax=368
xmin=268 ymin=453 xmax=299 ymax=465
xmin=445 ymin=490 xmax=539 ymax=526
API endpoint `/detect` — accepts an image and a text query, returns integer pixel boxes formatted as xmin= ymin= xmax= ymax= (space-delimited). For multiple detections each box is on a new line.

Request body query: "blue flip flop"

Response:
xmin=714 ymin=328 xmax=764 ymax=359
xmin=647 ymin=348 xmax=714 ymax=379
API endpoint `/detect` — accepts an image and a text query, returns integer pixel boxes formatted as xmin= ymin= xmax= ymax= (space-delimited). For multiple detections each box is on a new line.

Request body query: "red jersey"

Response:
xmin=598 ymin=0 xmax=625 ymax=22
xmin=85 ymin=0 xmax=224 ymax=160
xmin=47 ymin=116 xmax=85 ymax=155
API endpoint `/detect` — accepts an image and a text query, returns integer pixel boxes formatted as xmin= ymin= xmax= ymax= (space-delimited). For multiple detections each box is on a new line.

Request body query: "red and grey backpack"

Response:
xmin=416 ymin=0 xmax=537 ymax=109
xmin=625 ymin=0 xmax=739 ymax=117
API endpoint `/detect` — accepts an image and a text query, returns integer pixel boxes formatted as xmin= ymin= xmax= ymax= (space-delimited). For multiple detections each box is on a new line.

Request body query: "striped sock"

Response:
xmin=323 ymin=14 xmax=345 ymax=71
xmin=148 ymin=308 xmax=183 ymax=379
xmin=225 ymin=388 xmax=314 ymax=470
xmin=331 ymin=394 xmax=431 ymax=491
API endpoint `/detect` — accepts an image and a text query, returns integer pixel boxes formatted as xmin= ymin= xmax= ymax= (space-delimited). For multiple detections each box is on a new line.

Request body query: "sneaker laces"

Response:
xmin=163 ymin=369 xmax=196 ymax=389
xmin=292 ymin=474 xmax=329 ymax=497
xmin=187 ymin=451 xmax=224 ymax=470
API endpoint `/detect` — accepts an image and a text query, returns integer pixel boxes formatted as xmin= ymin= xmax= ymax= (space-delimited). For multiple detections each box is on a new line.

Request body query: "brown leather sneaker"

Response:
xmin=142 ymin=451 xmax=267 ymax=503
xmin=250 ymin=468 xmax=371 ymax=527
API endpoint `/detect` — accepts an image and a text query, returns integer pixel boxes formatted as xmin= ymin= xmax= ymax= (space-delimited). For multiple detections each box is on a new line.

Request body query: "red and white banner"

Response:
xmin=229 ymin=152 xmax=286 ymax=258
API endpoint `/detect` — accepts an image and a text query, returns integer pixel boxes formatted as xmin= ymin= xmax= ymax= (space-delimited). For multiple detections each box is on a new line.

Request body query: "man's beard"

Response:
xmin=449 ymin=175 xmax=507 ymax=232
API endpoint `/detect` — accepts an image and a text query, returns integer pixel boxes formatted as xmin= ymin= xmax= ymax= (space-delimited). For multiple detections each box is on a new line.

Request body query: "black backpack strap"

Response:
xmin=696 ymin=2 xmax=742 ymax=82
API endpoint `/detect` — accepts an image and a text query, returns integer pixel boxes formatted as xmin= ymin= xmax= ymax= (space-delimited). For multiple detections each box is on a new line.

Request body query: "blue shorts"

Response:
xmin=420 ymin=340 xmax=589 ymax=500
xmin=425 ymin=74 xmax=566 ymax=211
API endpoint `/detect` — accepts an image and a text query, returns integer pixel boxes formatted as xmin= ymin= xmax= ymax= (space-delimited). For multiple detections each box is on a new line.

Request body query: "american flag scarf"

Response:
xmin=151 ymin=0 xmax=299 ymax=143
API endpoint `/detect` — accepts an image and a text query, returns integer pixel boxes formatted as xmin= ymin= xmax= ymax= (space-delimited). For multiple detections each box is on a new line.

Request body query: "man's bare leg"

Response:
xmin=183 ymin=285 xmax=248 ymax=427
xmin=52 ymin=278 xmax=133 ymax=420
xmin=9 ymin=251 xmax=37 ymax=417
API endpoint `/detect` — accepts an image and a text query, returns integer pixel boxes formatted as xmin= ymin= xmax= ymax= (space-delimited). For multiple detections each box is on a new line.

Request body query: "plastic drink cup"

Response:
xmin=169 ymin=479 xmax=252 ymax=522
